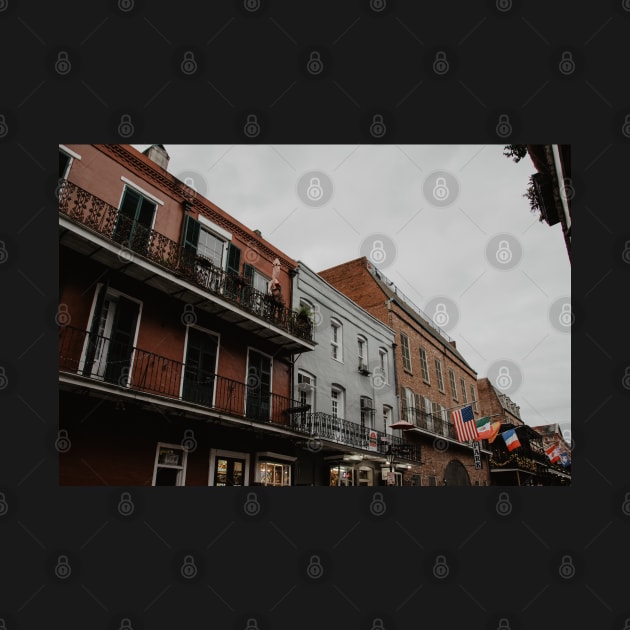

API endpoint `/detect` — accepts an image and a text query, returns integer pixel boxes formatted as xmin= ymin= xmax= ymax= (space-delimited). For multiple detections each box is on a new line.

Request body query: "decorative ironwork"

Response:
xmin=58 ymin=180 xmax=314 ymax=342
xmin=58 ymin=325 xmax=301 ymax=424
xmin=290 ymin=411 xmax=422 ymax=463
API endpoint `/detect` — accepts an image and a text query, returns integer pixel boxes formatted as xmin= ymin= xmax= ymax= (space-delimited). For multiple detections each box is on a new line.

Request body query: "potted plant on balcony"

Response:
xmin=295 ymin=304 xmax=313 ymax=337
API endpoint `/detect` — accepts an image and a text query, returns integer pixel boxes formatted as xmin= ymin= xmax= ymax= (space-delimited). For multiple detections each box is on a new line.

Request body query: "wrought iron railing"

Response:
xmin=402 ymin=406 xmax=490 ymax=450
xmin=58 ymin=180 xmax=314 ymax=343
xmin=58 ymin=325 xmax=301 ymax=424
xmin=290 ymin=411 xmax=422 ymax=463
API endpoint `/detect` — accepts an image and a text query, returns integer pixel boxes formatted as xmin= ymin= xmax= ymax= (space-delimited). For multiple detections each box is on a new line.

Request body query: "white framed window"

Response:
xmin=427 ymin=475 xmax=437 ymax=486
xmin=403 ymin=387 xmax=416 ymax=424
xmin=460 ymin=378 xmax=468 ymax=404
xmin=152 ymin=443 xmax=187 ymax=486
xmin=400 ymin=333 xmax=412 ymax=372
xmin=255 ymin=452 xmax=296 ymax=486
xmin=448 ymin=368 xmax=458 ymax=401
xmin=180 ymin=325 xmax=220 ymax=406
xmin=419 ymin=347 xmax=430 ymax=384
xmin=208 ymin=449 xmax=250 ymax=486
xmin=59 ymin=145 xmax=80 ymax=179
xmin=423 ymin=396 xmax=433 ymax=432
xmin=470 ymin=385 xmax=478 ymax=412
xmin=360 ymin=396 xmax=374 ymax=428
xmin=197 ymin=227 xmax=225 ymax=268
xmin=331 ymin=385 xmax=345 ymax=419
xmin=435 ymin=358 xmax=445 ymax=393
xmin=297 ymin=370 xmax=315 ymax=411
xmin=331 ymin=318 xmax=342 ymax=361
xmin=440 ymin=404 xmax=449 ymax=437
xmin=79 ymin=285 xmax=142 ymax=387
xmin=357 ymin=335 xmax=368 ymax=370
xmin=378 ymin=348 xmax=389 ymax=385
xmin=383 ymin=405 xmax=393 ymax=433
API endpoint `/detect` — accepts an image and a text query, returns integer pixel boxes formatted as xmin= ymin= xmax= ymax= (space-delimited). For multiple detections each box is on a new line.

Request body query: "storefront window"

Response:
xmin=330 ymin=465 xmax=355 ymax=486
xmin=259 ymin=461 xmax=291 ymax=486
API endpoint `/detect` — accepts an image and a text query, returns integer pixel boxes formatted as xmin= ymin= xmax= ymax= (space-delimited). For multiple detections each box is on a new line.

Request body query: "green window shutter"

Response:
xmin=226 ymin=243 xmax=241 ymax=274
xmin=242 ymin=263 xmax=254 ymax=284
xmin=182 ymin=215 xmax=200 ymax=253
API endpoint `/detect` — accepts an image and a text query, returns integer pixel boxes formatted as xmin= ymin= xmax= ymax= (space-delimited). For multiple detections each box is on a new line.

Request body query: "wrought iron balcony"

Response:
xmin=489 ymin=448 xmax=552 ymax=473
xmin=58 ymin=180 xmax=314 ymax=346
xmin=59 ymin=325 xmax=302 ymax=425
xmin=402 ymin=406 xmax=490 ymax=451
xmin=290 ymin=411 xmax=422 ymax=463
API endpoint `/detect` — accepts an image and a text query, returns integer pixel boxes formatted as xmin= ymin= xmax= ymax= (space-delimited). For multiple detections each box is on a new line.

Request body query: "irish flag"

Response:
xmin=502 ymin=428 xmax=521 ymax=451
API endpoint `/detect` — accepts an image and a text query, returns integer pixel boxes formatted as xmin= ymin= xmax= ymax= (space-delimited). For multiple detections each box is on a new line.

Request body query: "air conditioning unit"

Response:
xmin=358 ymin=361 xmax=371 ymax=375
xmin=297 ymin=381 xmax=314 ymax=392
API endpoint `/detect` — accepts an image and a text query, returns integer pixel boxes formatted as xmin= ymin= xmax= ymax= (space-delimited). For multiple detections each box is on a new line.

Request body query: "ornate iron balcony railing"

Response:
xmin=58 ymin=325 xmax=302 ymax=425
xmin=290 ymin=411 xmax=422 ymax=463
xmin=58 ymin=180 xmax=314 ymax=343
xmin=402 ymin=406 xmax=490 ymax=450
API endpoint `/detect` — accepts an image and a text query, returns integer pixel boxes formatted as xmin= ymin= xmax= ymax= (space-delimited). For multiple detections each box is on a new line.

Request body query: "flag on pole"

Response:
xmin=545 ymin=444 xmax=561 ymax=463
xmin=452 ymin=404 xmax=479 ymax=442
xmin=475 ymin=416 xmax=493 ymax=440
xmin=502 ymin=428 xmax=521 ymax=451
xmin=487 ymin=421 xmax=502 ymax=444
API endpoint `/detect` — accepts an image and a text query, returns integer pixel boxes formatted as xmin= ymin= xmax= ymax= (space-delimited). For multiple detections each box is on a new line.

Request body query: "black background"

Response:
xmin=0 ymin=0 xmax=626 ymax=628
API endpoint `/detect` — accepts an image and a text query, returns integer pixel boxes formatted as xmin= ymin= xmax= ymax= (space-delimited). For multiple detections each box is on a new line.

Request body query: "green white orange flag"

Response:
xmin=475 ymin=417 xmax=492 ymax=438
xmin=475 ymin=417 xmax=502 ymax=443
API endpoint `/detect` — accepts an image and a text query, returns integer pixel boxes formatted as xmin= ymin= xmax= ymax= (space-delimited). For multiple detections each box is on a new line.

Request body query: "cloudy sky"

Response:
xmin=133 ymin=144 xmax=571 ymax=436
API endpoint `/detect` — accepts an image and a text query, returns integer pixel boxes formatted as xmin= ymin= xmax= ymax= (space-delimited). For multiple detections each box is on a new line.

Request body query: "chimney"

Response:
xmin=142 ymin=144 xmax=170 ymax=170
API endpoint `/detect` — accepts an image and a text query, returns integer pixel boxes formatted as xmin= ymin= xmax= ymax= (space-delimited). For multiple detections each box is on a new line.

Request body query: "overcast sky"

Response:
xmin=133 ymin=144 xmax=571 ymax=437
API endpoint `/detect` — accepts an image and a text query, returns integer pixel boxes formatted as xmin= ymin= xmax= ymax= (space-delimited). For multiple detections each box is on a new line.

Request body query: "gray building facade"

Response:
xmin=291 ymin=262 xmax=422 ymax=486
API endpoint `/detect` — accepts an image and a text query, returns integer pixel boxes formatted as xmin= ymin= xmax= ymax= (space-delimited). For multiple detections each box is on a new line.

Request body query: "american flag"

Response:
xmin=451 ymin=404 xmax=479 ymax=442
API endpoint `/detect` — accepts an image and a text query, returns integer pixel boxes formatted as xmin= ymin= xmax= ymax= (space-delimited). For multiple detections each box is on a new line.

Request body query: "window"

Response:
xmin=258 ymin=461 xmax=291 ymax=486
xmin=182 ymin=326 xmax=219 ymax=407
xmin=427 ymin=475 xmax=437 ymax=487
xmin=423 ymin=396 xmax=433 ymax=432
xmin=448 ymin=368 xmax=458 ymax=401
xmin=243 ymin=264 xmax=270 ymax=294
xmin=435 ymin=358 xmax=445 ymax=392
xmin=440 ymin=404 xmax=449 ymax=437
xmin=331 ymin=319 xmax=342 ymax=361
xmin=378 ymin=348 xmax=389 ymax=385
xmin=383 ymin=405 xmax=393 ymax=432
xmin=153 ymin=443 xmax=187 ymax=486
xmin=298 ymin=371 xmax=315 ymax=411
xmin=470 ymin=385 xmax=478 ymax=412
xmin=80 ymin=286 xmax=141 ymax=386
xmin=360 ymin=396 xmax=374 ymax=428
xmin=331 ymin=385 xmax=345 ymax=420
xmin=403 ymin=387 xmax=416 ymax=424
xmin=59 ymin=150 xmax=71 ymax=179
xmin=400 ymin=333 xmax=412 ymax=372
xmin=181 ymin=214 xmax=238 ymax=288
xmin=432 ymin=401 xmax=442 ymax=434
xmin=460 ymin=378 xmax=468 ymax=404
xmin=420 ymin=347 xmax=430 ymax=384
xmin=114 ymin=186 xmax=157 ymax=255
xmin=357 ymin=335 xmax=368 ymax=370
xmin=197 ymin=228 xmax=225 ymax=267
xmin=59 ymin=145 xmax=80 ymax=180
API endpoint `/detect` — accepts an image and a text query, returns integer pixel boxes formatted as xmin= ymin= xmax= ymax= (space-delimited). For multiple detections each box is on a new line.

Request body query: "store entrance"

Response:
xmin=329 ymin=465 xmax=355 ymax=486
xmin=214 ymin=456 xmax=246 ymax=486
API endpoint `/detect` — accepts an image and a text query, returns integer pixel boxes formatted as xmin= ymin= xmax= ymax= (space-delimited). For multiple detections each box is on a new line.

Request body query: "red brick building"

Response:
xmin=477 ymin=378 xmax=571 ymax=486
xmin=319 ymin=257 xmax=492 ymax=486
xmin=58 ymin=144 xmax=315 ymax=486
